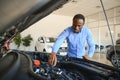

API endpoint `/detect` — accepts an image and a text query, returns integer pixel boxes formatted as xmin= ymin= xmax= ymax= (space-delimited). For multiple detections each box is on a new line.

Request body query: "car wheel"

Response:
xmin=110 ymin=52 xmax=120 ymax=68
xmin=43 ymin=49 xmax=46 ymax=52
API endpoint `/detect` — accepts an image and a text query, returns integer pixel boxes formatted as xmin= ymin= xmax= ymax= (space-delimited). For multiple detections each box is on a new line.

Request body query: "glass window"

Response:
xmin=88 ymin=21 xmax=98 ymax=28
xmin=115 ymin=25 xmax=120 ymax=40
xmin=116 ymin=16 xmax=120 ymax=24
xmin=99 ymin=19 xmax=107 ymax=27
xmin=45 ymin=37 xmax=56 ymax=43
xmin=116 ymin=6 xmax=120 ymax=16
xmin=87 ymin=14 xmax=99 ymax=22
xmin=90 ymin=28 xmax=99 ymax=44
xmin=99 ymin=12 xmax=105 ymax=20
xmin=106 ymin=9 xmax=114 ymax=18
xmin=100 ymin=26 xmax=114 ymax=46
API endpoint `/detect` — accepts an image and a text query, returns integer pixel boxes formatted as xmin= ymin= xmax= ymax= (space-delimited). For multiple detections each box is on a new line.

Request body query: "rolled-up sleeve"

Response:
xmin=52 ymin=28 xmax=69 ymax=53
xmin=86 ymin=29 xmax=95 ymax=58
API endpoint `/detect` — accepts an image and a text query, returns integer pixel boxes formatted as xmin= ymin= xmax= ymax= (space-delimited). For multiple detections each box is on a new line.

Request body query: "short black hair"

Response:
xmin=73 ymin=14 xmax=85 ymax=22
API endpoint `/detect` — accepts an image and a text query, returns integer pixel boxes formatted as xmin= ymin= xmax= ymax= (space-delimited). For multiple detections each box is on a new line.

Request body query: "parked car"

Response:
xmin=106 ymin=39 xmax=120 ymax=68
xmin=94 ymin=44 xmax=105 ymax=52
xmin=35 ymin=36 xmax=67 ymax=56
xmin=0 ymin=0 xmax=120 ymax=80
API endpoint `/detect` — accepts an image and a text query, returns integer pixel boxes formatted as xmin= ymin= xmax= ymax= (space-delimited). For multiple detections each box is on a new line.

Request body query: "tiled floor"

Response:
xmin=91 ymin=52 xmax=112 ymax=66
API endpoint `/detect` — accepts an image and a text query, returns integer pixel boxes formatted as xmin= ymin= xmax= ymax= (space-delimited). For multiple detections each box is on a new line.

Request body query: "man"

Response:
xmin=48 ymin=14 xmax=95 ymax=66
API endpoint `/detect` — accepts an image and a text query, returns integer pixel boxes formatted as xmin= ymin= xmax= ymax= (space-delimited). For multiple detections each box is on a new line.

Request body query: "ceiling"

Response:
xmin=53 ymin=0 xmax=120 ymax=17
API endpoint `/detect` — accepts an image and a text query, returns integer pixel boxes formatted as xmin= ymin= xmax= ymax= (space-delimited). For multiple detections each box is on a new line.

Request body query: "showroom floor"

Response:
xmin=91 ymin=52 xmax=112 ymax=66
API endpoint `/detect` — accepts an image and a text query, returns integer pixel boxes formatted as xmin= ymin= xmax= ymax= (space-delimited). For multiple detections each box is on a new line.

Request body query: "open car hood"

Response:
xmin=0 ymin=0 xmax=120 ymax=80
xmin=0 ymin=0 xmax=69 ymax=47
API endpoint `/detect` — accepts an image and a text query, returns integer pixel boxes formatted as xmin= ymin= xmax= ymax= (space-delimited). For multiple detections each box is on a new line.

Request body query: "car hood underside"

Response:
xmin=0 ymin=0 xmax=69 ymax=48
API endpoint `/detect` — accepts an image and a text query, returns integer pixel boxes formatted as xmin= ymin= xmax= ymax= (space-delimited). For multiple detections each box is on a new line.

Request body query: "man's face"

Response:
xmin=72 ymin=18 xmax=84 ymax=33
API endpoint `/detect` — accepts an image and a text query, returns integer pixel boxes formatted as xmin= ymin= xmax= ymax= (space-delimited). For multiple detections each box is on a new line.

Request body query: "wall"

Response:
xmin=10 ymin=6 xmax=120 ymax=52
xmin=21 ymin=14 xmax=72 ymax=41
xmin=86 ymin=6 xmax=120 ymax=49
xmin=10 ymin=14 xmax=72 ymax=51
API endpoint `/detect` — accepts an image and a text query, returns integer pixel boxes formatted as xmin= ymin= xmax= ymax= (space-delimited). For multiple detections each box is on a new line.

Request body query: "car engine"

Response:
xmin=0 ymin=50 xmax=120 ymax=80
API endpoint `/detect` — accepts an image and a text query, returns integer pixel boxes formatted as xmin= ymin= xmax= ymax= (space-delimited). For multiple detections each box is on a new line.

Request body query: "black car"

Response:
xmin=0 ymin=0 xmax=120 ymax=80
xmin=106 ymin=39 xmax=120 ymax=68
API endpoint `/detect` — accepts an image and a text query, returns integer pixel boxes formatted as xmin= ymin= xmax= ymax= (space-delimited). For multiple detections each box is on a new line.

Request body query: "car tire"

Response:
xmin=43 ymin=49 xmax=46 ymax=52
xmin=110 ymin=51 xmax=120 ymax=68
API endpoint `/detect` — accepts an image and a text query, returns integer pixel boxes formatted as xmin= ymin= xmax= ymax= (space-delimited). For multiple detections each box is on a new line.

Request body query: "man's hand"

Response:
xmin=83 ymin=55 xmax=90 ymax=60
xmin=48 ymin=52 xmax=57 ymax=66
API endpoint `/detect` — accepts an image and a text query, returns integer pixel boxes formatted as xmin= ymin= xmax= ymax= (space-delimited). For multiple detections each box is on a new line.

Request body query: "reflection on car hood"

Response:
xmin=0 ymin=0 xmax=69 ymax=48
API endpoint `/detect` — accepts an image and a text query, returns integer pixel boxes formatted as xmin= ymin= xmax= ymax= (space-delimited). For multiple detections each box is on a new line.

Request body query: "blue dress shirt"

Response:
xmin=52 ymin=26 xmax=95 ymax=58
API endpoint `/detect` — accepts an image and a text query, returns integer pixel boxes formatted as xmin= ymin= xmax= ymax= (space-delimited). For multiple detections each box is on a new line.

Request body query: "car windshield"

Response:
xmin=45 ymin=37 xmax=67 ymax=43
xmin=45 ymin=37 xmax=56 ymax=43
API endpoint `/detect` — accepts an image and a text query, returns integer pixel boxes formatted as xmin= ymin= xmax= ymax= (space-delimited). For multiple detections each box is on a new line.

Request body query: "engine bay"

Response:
xmin=0 ymin=50 xmax=120 ymax=80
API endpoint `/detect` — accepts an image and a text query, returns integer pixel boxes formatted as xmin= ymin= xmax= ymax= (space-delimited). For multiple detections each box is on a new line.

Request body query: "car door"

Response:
xmin=35 ymin=37 xmax=45 ymax=51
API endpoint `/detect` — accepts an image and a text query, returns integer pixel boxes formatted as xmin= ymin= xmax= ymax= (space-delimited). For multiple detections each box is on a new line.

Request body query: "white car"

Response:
xmin=35 ymin=36 xmax=67 ymax=56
